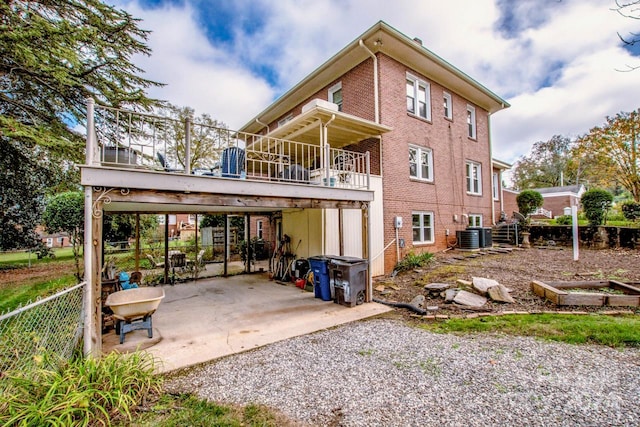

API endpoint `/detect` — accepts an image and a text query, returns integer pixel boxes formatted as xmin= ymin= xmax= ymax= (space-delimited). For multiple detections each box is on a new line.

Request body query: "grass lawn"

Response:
xmin=419 ymin=313 xmax=640 ymax=347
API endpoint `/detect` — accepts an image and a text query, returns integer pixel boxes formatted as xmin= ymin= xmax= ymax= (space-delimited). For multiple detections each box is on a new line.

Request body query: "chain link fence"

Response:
xmin=0 ymin=282 xmax=85 ymax=374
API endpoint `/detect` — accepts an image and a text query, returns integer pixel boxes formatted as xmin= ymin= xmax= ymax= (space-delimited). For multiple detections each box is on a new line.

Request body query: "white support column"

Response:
xmin=83 ymin=186 xmax=94 ymax=357
xmin=86 ymin=98 xmax=98 ymax=166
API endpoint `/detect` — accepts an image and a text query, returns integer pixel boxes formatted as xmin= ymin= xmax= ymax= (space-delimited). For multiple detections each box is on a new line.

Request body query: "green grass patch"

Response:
xmin=0 ymin=248 xmax=76 ymax=269
xmin=0 ymin=273 xmax=78 ymax=313
xmin=419 ymin=314 xmax=640 ymax=347
xmin=124 ymin=393 xmax=286 ymax=427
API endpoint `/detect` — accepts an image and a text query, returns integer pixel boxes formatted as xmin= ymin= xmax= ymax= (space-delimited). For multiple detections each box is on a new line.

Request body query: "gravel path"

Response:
xmin=166 ymin=319 xmax=640 ymax=427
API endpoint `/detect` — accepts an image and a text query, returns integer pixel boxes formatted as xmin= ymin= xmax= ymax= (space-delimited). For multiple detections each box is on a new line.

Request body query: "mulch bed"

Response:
xmin=373 ymin=247 xmax=640 ymax=318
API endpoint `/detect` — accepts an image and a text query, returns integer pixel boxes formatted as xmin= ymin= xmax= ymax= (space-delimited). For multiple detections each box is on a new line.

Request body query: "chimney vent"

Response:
xmin=413 ymin=37 xmax=423 ymax=45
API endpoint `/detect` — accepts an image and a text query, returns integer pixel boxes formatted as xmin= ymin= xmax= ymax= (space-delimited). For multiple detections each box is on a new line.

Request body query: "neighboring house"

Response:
xmin=499 ymin=185 xmax=585 ymax=220
xmin=36 ymin=225 xmax=70 ymax=248
xmin=239 ymin=21 xmax=509 ymax=274
xmin=535 ymin=185 xmax=585 ymax=218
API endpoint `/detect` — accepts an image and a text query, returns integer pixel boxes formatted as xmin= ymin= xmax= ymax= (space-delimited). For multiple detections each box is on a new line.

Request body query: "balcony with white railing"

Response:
xmin=532 ymin=207 xmax=553 ymax=218
xmin=84 ymin=100 xmax=372 ymax=193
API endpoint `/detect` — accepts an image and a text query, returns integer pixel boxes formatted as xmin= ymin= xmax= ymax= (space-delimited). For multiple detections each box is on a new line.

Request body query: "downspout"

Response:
xmin=255 ymin=118 xmax=270 ymax=133
xmin=488 ymin=111 xmax=496 ymax=225
xmin=359 ymin=40 xmax=379 ymax=124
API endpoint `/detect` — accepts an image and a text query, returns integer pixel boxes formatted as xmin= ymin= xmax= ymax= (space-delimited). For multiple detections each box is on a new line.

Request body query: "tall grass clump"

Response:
xmin=394 ymin=251 xmax=434 ymax=273
xmin=0 ymin=351 xmax=162 ymax=426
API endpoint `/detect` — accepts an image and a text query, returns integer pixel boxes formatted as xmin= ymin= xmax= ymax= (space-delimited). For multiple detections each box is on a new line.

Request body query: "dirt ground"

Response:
xmin=373 ymin=247 xmax=640 ymax=317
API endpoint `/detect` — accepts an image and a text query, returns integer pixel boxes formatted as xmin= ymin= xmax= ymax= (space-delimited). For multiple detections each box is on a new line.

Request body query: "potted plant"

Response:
xmin=516 ymin=190 xmax=543 ymax=248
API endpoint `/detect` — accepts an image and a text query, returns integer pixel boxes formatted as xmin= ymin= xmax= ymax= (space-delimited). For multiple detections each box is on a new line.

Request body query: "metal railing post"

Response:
xmin=185 ymin=116 xmax=191 ymax=175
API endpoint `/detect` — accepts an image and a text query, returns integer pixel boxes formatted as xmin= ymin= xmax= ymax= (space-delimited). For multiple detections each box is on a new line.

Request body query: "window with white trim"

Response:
xmin=466 ymin=161 xmax=482 ymax=195
xmin=46 ymin=238 xmax=53 ymax=248
xmin=412 ymin=212 xmax=434 ymax=244
xmin=443 ymin=92 xmax=452 ymax=120
xmin=157 ymin=215 xmax=165 ymax=225
xmin=406 ymin=74 xmax=431 ymax=120
xmin=409 ymin=145 xmax=433 ymax=181
xmin=468 ymin=214 xmax=483 ymax=227
xmin=256 ymin=220 xmax=263 ymax=239
xmin=467 ymin=105 xmax=476 ymax=139
xmin=328 ymin=82 xmax=343 ymax=111
xmin=168 ymin=215 xmax=177 ymax=225
xmin=492 ymin=172 xmax=500 ymax=200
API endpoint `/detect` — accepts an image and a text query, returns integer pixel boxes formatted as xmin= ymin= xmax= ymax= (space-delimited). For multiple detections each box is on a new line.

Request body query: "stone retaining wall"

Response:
xmin=529 ymin=225 xmax=640 ymax=249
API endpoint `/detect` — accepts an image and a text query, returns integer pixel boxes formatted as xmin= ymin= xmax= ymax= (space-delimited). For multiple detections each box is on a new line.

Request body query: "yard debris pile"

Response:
xmin=373 ymin=247 xmax=640 ymax=317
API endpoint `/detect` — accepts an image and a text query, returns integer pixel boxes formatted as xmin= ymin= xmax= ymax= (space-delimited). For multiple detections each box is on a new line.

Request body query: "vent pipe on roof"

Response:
xmin=358 ymin=40 xmax=379 ymax=124
xmin=413 ymin=37 xmax=423 ymax=45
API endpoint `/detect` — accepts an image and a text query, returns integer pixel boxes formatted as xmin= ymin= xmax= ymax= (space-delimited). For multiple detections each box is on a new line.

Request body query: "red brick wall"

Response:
xmin=502 ymin=189 xmax=519 ymax=218
xmin=269 ymin=59 xmax=376 ymax=128
xmin=542 ymin=195 xmax=579 ymax=218
xmin=377 ymin=54 xmax=494 ymax=273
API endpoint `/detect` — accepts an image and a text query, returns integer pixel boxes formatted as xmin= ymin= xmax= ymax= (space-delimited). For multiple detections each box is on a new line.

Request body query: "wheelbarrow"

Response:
xmin=105 ymin=287 xmax=165 ymax=344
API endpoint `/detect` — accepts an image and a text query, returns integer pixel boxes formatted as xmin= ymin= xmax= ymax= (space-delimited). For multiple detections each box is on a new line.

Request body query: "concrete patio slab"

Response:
xmin=102 ymin=272 xmax=392 ymax=372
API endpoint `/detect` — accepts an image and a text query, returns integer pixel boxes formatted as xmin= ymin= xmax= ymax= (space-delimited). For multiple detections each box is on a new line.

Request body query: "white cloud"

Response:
xmin=115 ymin=0 xmax=640 ymax=162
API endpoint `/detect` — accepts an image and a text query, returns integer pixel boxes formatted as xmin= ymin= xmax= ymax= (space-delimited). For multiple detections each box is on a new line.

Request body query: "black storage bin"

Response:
xmin=328 ymin=256 xmax=368 ymax=307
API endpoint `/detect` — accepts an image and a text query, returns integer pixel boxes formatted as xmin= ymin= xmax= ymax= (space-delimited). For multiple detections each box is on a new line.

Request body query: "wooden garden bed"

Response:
xmin=531 ymin=280 xmax=640 ymax=307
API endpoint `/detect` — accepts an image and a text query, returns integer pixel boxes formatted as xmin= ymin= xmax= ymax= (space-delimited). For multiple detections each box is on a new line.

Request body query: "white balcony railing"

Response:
xmin=86 ymin=99 xmax=370 ymax=189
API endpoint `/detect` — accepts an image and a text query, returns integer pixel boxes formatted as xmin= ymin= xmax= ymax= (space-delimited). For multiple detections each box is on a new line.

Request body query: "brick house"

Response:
xmin=239 ymin=21 xmax=509 ymax=274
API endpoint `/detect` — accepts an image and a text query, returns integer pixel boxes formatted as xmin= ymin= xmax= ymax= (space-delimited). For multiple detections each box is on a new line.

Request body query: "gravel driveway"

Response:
xmin=167 ymin=319 xmax=640 ymax=427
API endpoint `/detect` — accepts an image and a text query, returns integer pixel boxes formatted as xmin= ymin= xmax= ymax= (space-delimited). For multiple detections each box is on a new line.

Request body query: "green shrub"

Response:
xmin=516 ymin=190 xmax=544 ymax=216
xmin=0 ymin=351 xmax=162 ymax=426
xmin=555 ymin=215 xmax=572 ymax=225
xmin=622 ymin=201 xmax=640 ymax=221
xmin=581 ymin=189 xmax=614 ymax=226
xmin=395 ymin=251 xmax=434 ymax=272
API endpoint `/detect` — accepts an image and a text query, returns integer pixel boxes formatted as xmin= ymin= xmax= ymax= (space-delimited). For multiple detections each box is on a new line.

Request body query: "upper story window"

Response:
xmin=467 ymin=105 xmax=476 ymax=139
xmin=492 ymin=172 xmax=500 ymax=200
xmin=443 ymin=92 xmax=452 ymax=120
xmin=157 ymin=215 xmax=165 ymax=225
xmin=278 ymin=114 xmax=293 ymax=127
xmin=468 ymin=214 xmax=483 ymax=227
xmin=412 ymin=211 xmax=434 ymax=244
xmin=466 ymin=161 xmax=482 ymax=195
xmin=328 ymin=82 xmax=343 ymax=111
xmin=406 ymin=73 xmax=431 ymax=121
xmin=409 ymin=145 xmax=433 ymax=181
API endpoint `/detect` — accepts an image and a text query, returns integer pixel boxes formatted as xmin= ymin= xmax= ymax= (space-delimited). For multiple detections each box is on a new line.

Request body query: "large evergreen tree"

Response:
xmin=0 ymin=0 xmax=163 ymax=249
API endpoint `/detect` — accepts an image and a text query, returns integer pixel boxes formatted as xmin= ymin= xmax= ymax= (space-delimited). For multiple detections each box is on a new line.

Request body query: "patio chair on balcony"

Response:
xmin=157 ymin=152 xmax=184 ymax=173
xmin=221 ymin=147 xmax=245 ymax=178
xmin=280 ymin=164 xmax=310 ymax=183
xmin=333 ymin=152 xmax=356 ymax=183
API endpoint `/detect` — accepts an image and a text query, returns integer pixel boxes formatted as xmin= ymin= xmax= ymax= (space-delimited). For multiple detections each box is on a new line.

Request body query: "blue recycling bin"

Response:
xmin=221 ymin=147 xmax=245 ymax=178
xmin=309 ymin=256 xmax=331 ymax=301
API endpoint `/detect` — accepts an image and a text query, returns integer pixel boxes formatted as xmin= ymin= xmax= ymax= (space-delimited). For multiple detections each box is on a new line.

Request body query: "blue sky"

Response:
xmin=117 ymin=0 xmax=640 ymax=170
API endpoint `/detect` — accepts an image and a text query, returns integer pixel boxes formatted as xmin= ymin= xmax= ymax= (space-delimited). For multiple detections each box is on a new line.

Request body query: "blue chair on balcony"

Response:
xmin=157 ymin=152 xmax=183 ymax=172
xmin=221 ymin=147 xmax=245 ymax=178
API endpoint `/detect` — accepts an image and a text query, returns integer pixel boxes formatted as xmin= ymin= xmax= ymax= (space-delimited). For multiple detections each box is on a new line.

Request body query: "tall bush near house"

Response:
xmin=581 ymin=189 xmax=614 ymax=226
xmin=516 ymin=190 xmax=543 ymax=230
xmin=42 ymin=191 xmax=84 ymax=281
xmin=621 ymin=201 xmax=640 ymax=221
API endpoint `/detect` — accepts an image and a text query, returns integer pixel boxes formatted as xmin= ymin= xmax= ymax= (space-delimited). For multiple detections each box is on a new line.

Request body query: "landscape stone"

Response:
xmin=410 ymin=295 xmax=425 ymax=308
xmin=487 ymin=284 xmax=515 ymax=303
xmin=444 ymin=288 xmax=458 ymax=303
xmin=425 ymin=283 xmax=451 ymax=292
xmin=453 ymin=290 xmax=487 ymax=307
xmin=473 ymin=277 xmax=500 ymax=294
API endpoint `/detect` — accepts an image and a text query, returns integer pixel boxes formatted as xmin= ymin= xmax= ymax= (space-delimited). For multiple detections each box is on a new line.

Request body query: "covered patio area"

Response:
xmin=102 ymin=272 xmax=392 ymax=372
